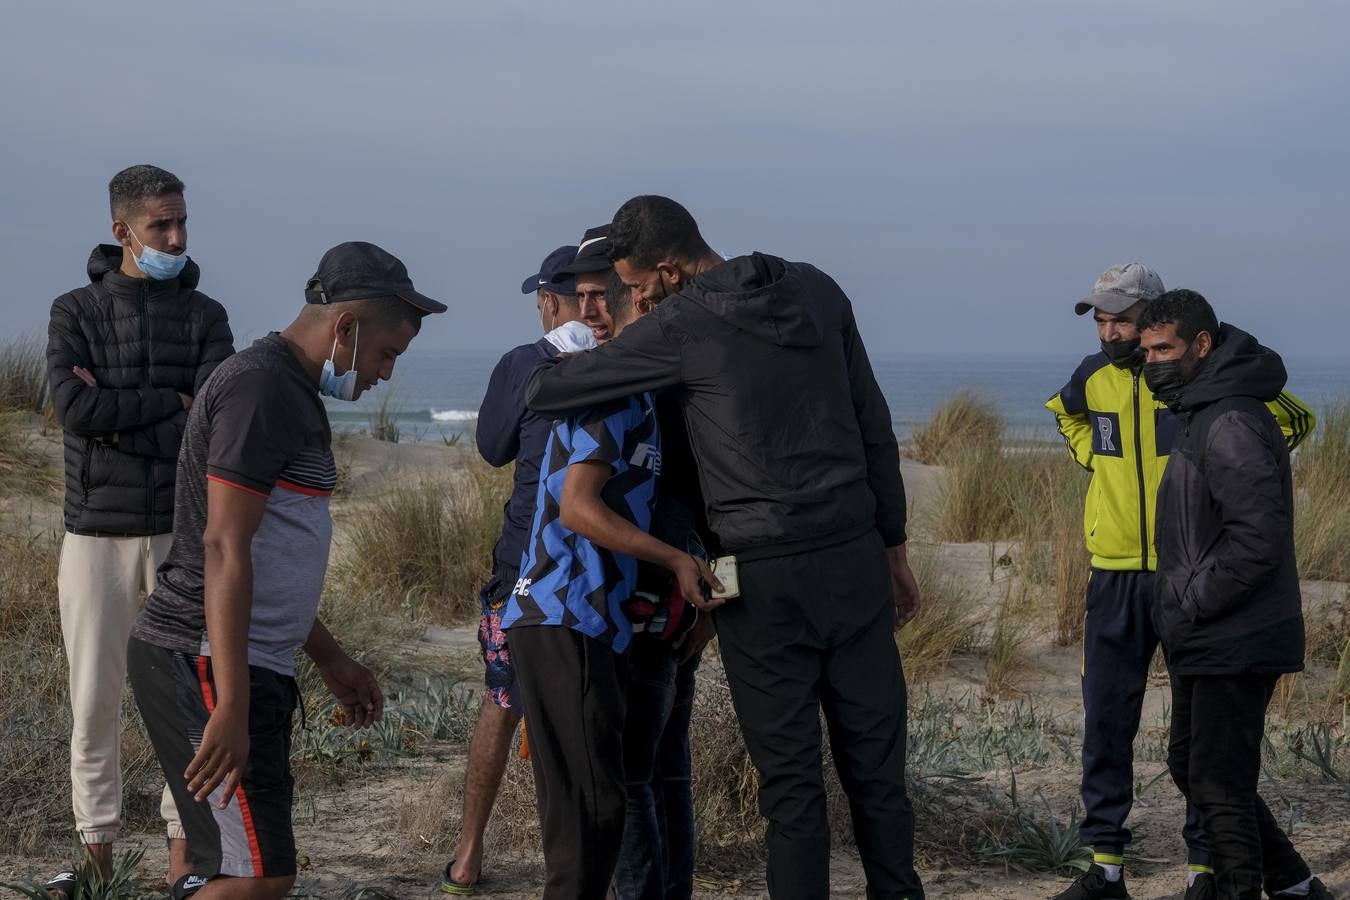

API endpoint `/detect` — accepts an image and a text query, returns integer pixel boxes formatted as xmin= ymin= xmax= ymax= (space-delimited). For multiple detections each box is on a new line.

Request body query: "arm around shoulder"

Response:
xmin=1268 ymin=390 xmax=1316 ymax=452
xmin=525 ymin=312 xmax=682 ymax=415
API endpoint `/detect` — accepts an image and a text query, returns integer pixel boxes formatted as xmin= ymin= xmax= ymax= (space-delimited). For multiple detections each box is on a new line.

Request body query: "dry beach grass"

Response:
xmin=0 ymin=334 xmax=1346 ymax=897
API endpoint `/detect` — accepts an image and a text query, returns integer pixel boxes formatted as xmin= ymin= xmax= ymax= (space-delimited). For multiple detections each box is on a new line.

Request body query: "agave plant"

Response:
xmin=2 ymin=847 xmax=156 ymax=899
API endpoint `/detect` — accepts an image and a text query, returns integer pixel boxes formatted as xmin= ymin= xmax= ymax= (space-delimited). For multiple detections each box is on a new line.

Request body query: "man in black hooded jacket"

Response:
xmin=526 ymin=195 xmax=924 ymax=900
xmin=44 ymin=164 xmax=233 ymax=893
xmin=1141 ymin=289 xmax=1331 ymax=900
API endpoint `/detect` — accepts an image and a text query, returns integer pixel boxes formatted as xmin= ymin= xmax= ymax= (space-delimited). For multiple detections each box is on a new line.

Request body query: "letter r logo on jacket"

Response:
xmin=1088 ymin=410 xmax=1124 ymax=457
xmin=1098 ymin=417 xmax=1116 ymax=452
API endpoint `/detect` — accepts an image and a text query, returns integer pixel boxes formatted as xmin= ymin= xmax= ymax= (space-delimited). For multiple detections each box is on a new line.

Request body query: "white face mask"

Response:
xmin=318 ymin=322 xmax=360 ymax=401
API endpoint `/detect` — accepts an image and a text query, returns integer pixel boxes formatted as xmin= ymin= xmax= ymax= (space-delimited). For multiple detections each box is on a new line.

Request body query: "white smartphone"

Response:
xmin=710 ymin=555 xmax=740 ymax=600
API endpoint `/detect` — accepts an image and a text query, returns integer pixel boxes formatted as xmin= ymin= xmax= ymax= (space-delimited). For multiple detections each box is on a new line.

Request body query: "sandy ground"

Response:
xmin=3 ymin=431 xmax=1347 ymax=898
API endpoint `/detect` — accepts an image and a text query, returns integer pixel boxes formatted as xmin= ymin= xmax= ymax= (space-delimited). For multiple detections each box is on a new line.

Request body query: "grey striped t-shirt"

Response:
xmin=132 ymin=334 xmax=336 ymax=676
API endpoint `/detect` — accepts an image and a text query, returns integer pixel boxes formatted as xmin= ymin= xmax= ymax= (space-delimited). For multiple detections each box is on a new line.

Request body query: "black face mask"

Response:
xmin=1101 ymin=337 xmax=1142 ymax=368
xmin=1143 ymin=359 xmax=1185 ymax=408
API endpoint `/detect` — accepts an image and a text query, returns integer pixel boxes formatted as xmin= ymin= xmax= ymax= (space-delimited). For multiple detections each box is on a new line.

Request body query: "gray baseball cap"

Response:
xmin=1074 ymin=263 xmax=1164 ymax=316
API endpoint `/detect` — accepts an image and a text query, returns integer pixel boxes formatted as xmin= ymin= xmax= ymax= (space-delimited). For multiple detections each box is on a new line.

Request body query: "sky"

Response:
xmin=2 ymin=1 xmax=1347 ymax=358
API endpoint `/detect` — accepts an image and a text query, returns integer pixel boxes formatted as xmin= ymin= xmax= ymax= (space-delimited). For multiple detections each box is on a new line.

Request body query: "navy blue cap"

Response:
xmin=522 ymin=245 xmax=579 ymax=295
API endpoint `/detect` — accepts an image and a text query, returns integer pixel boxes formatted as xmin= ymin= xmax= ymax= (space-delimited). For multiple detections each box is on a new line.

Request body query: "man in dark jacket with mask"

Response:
xmin=44 ymin=164 xmax=233 ymax=893
xmin=526 ymin=195 xmax=924 ymax=900
xmin=438 ymin=244 xmax=594 ymax=894
xmin=1141 ymin=289 xmax=1331 ymax=900
xmin=1046 ymin=266 xmax=1315 ymax=900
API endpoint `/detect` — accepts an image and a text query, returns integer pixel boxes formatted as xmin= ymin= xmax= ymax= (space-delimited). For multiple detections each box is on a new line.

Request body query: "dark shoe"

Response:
xmin=1052 ymin=865 xmax=1130 ymax=900
xmin=1270 ymin=877 xmax=1336 ymax=899
xmin=1184 ymin=873 xmax=1216 ymax=900
xmin=41 ymin=872 xmax=78 ymax=898
xmin=1292 ymin=878 xmax=1335 ymax=900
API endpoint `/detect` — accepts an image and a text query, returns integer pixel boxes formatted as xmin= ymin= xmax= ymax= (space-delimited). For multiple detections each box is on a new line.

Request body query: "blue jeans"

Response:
xmin=615 ymin=638 xmax=679 ymax=900
xmin=654 ymin=651 xmax=700 ymax=900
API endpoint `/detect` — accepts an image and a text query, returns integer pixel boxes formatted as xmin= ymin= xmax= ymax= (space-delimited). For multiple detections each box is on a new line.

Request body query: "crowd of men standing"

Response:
xmin=37 ymin=164 xmax=1334 ymax=900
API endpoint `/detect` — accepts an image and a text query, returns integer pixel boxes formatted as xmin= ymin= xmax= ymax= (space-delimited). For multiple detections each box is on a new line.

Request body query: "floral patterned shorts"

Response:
xmin=478 ymin=571 xmax=517 ymax=710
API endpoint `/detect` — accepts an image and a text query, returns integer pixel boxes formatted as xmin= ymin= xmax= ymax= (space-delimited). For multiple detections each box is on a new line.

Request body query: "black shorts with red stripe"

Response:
xmin=128 ymin=637 xmax=298 ymax=879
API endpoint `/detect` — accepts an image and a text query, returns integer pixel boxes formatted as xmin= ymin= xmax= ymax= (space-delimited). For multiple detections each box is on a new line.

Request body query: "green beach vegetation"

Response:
xmin=1 ymin=332 xmax=1345 ymax=894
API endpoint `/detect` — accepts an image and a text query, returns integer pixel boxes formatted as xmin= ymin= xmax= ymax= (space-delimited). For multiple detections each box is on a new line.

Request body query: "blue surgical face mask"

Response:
xmin=318 ymin=322 xmax=361 ymax=401
xmin=128 ymin=227 xmax=188 ymax=281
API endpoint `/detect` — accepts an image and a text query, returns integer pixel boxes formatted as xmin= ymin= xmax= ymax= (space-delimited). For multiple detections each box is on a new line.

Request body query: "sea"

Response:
xmin=326 ymin=350 xmax=1349 ymax=444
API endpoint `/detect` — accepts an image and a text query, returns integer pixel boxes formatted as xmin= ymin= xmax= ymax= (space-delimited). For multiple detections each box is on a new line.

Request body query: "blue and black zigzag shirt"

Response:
xmin=501 ymin=393 xmax=661 ymax=653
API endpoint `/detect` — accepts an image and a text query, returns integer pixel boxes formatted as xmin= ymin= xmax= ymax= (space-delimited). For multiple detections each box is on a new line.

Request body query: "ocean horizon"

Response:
xmin=325 ymin=348 xmax=1350 ymax=444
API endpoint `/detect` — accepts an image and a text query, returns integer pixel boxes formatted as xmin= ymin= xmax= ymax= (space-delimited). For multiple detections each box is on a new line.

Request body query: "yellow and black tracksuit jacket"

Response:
xmin=1046 ymin=352 xmax=1315 ymax=572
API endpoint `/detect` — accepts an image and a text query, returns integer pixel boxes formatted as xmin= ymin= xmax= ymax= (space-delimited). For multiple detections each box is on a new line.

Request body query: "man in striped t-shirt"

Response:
xmin=129 ymin=242 xmax=444 ymax=899
xmin=501 ymin=251 xmax=716 ymax=900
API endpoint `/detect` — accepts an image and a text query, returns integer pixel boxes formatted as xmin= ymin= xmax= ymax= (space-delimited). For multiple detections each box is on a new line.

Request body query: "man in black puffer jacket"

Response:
xmin=1141 ymin=290 xmax=1332 ymax=900
xmin=44 ymin=164 xmax=232 ymax=894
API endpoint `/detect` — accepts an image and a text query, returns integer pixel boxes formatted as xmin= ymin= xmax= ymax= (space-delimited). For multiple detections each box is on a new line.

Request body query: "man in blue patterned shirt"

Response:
xmin=503 ymin=254 xmax=716 ymax=900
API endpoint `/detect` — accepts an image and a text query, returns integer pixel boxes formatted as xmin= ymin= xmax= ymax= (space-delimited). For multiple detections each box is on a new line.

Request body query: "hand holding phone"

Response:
xmin=710 ymin=555 xmax=740 ymax=600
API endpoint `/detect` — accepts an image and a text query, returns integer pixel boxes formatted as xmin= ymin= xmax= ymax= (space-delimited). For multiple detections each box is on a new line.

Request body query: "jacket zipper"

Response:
xmin=80 ymin=438 xmax=93 ymax=502
xmin=142 ymin=283 xmax=154 ymax=533
xmin=1132 ymin=371 xmax=1149 ymax=570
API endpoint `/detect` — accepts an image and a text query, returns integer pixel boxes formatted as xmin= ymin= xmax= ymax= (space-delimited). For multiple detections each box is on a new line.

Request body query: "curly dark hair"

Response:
xmin=1138 ymin=288 xmax=1219 ymax=343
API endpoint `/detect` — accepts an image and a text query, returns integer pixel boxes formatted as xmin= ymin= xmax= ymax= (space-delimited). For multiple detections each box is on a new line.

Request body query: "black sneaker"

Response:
xmin=1184 ymin=873 xmax=1216 ymax=900
xmin=1051 ymin=864 xmax=1130 ymax=900
xmin=1290 ymin=878 xmax=1335 ymax=900
xmin=41 ymin=872 xmax=78 ymax=899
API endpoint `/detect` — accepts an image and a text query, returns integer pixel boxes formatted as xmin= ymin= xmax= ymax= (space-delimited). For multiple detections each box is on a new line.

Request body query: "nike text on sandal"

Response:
xmin=172 ymin=873 xmax=211 ymax=898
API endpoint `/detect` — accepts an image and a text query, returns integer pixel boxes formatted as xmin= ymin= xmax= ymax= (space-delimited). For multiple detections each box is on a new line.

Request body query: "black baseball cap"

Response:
xmin=553 ymin=225 xmax=612 ymax=280
xmin=521 ymin=245 xmax=579 ymax=295
xmin=305 ymin=241 xmax=447 ymax=314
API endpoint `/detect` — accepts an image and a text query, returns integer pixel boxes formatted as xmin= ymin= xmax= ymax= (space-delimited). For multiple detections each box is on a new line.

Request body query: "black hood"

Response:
xmin=1176 ymin=323 xmax=1287 ymax=412
xmin=678 ymin=252 xmax=825 ymax=347
xmin=87 ymin=243 xmax=201 ymax=293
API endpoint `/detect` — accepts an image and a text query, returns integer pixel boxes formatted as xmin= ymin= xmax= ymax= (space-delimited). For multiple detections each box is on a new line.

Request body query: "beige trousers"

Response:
xmin=58 ymin=532 xmax=183 ymax=844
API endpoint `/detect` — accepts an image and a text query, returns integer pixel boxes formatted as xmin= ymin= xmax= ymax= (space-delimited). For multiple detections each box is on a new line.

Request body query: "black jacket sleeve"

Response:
xmin=47 ymin=293 xmax=182 ymax=437
xmin=117 ymin=297 xmax=235 ymax=459
xmin=841 ymin=299 xmax=907 ymax=546
xmin=476 ymin=349 xmax=526 ymax=467
xmin=1183 ymin=410 xmax=1288 ymax=619
xmin=191 ymin=299 xmax=236 ymax=393
xmin=525 ymin=311 xmax=683 ymax=415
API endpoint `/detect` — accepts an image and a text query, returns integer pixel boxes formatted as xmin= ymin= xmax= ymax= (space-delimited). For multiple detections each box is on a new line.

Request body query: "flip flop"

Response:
xmin=438 ymin=860 xmax=481 ymax=895
xmin=172 ymin=874 xmax=211 ymax=898
xmin=42 ymin=872 xmax=78 ymax=898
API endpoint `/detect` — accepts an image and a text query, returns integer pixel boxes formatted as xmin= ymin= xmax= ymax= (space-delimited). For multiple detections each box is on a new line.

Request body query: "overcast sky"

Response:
xmin=2 ymin=1 xmax=1346 ymax=358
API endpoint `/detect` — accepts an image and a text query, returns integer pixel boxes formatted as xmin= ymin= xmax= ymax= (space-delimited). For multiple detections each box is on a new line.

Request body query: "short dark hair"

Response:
xmin=607 ymin=195 xmax=713 ymax=268
xmin=606 ymin=268 xmax=634 ymax=321
xmin=109 ymin=165 xmax=185 ymax=219
xmin=348 ymin=296 xmax=426 ymax=336
xmin=1138 ymin=289 xmax=1219 ymax=344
